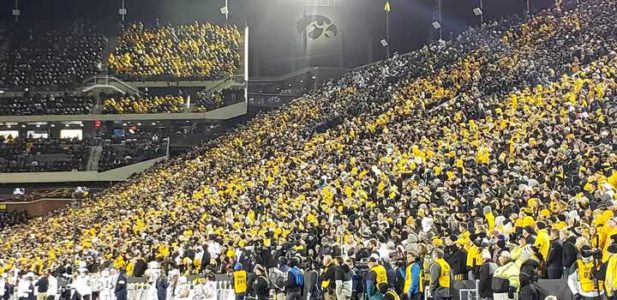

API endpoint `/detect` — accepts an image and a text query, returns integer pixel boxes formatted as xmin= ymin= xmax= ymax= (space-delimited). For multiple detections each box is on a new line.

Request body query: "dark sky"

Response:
xmin=0 ymin=0 xmax=556 ymax=76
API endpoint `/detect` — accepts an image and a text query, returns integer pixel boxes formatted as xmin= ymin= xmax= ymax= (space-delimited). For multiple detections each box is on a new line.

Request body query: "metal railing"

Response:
xmin=82 ymin=75 xmax=141 ymax=95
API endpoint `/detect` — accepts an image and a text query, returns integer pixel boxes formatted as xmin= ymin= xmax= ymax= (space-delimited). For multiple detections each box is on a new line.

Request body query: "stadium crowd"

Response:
xmin=108 ymin=22 xmax=241 ymax=81
xmin=0 ymin=94 xmax=95 ymax=116
xmin=0 ymin=137 xmax=91 ymax=173
xmin=99 ymin=133 xmax=168 ymax=171
xmin=0 ymin=22 xmax=105 ymax=89
xmin=102 ymin=95 xmax=186 ymax=114
xmin=0 ymin=211 xmax=29 ymax=230
xmin=0 ymin=1 xmax=617 ymax=300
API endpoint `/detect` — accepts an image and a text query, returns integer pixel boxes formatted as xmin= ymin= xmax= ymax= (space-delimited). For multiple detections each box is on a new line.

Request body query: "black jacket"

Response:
xmin=35 ymin=277 xmax=49 ymax=293
xmin=133 ymin=259 xmax=147 ymax=277
xmin=251 ymin=275 xmax=270 ymax=300
xmin=562 ymin=237 xmax=577 ymax=269
xmin=545 ymin=239 xmax=563 ymax=271
xmin=114 ymin=273 xmax=128 ymax=300
xmin=478 ymin=261 xmax=495 ymax=298
xmin=321 ymin=265 xmax=336 ymax=292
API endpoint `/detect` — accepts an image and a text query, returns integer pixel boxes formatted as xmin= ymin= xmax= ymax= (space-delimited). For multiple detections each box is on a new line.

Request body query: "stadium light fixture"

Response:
xmin=474 ymin=0 xmax=484 ymax=24
xmin=119 ymin=0 xmax=127 ymax=21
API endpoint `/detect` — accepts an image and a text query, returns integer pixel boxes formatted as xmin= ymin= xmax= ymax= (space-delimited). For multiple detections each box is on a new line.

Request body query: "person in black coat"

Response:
xmin=156 ymin=274 xmax=170 ymax=300
xmin=199 ymin=244 xmax=212 ymax=273
xmin=561 ymin=232 xmax=577 ymax=276
xmin=132 ymin=255 xmax=148 ymax=278
xmin=35 ymin=275 xmax=49 ymax=298
xmin=519 ymin=259 xmax=540 ymax=300
xmin=478 ymin=251 xmax=496 ymax=300
xmin=114 ymin=269 xmax=128 ymax=300
xmin=545 ymin=229 xmax=563 ymax=279
xmin=250 ymin=265 xmax=270 ymax=300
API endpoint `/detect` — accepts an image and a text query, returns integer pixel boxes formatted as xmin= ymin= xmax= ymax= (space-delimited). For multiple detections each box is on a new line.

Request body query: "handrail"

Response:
xmin=83 ymin=75 xmax=140 ymax=95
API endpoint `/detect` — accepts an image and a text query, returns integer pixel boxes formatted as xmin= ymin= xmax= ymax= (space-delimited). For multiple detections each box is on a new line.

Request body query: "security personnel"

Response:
xmin=567 ymin=246 xmax=604 ymax=300
xmin=404 ymin=251 xmax=422 ymax=300
xmin=604 ymin=243 xmax=617 ymax=300
xmin=366 ymin=255 xmax=388 ymax=300
xmin=429 ymin=249 xmax=451 ymax=300
xmin=114 ymin=268 xmax=128 ymax=300
xmin=232 ymin=263 xmax=248 ymax=300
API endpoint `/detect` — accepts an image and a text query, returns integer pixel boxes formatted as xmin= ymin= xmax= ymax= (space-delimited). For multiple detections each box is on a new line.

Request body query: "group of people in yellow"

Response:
xmin=102 ymin=95 xmax=186 ymax=114
xmin=108 ymin=21 xmax=240 ymax=80
xmin=0 ymin=0 xmax=617 ymax=299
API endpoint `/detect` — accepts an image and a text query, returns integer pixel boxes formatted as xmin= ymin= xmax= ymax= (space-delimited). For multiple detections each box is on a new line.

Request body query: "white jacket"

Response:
xmin=0 ymin=278 xmax=6 ymax=296
xmin=17 ymin=279 xmax=33 ymax=298
xmin=48 ymin=276 xmax=58 ymax=297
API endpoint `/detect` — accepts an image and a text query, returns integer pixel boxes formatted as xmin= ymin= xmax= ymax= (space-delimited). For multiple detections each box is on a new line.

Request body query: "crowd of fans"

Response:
xmin=192 ymin=86 xmax=244 ymax=112
xmin=99 ymin=133 xmax=168 ymax=171
xmin=0 ymin=211 xmax=28 ymax=230
xmin=0 ymin=136 xmax=91 ymax=172
xmin=102 ymin=94 xmax=186 ymax=114
xmin=0 ymin=1 xmax=617 ymax=300
xmin=0 ymin=94 xmax=95 ymax=116
xmin=108 ymin=22 xmax=241 ymax=81
xmin=102 ymin=86 xmax=244 ymax=114
xmin=0 ymin=22 xmax=105 ymax=89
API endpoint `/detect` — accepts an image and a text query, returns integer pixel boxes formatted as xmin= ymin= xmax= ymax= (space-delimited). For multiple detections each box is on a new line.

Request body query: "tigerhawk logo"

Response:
xmin=297 ymin=15 xmax=338 ymax=40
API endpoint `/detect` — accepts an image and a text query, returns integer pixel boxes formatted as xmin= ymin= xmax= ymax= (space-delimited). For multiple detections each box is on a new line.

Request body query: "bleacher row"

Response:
xmin=0 ymin=136 xmax=167 ymax=173
xmin=0 ymin=21 xmax=242 ymax=115
xmin=0 ymin=86 xmax=244 ymax=115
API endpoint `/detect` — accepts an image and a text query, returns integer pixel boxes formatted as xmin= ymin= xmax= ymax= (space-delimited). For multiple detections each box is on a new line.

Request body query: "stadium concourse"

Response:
xmin=0 ymin=1 xmax=617 ymax=300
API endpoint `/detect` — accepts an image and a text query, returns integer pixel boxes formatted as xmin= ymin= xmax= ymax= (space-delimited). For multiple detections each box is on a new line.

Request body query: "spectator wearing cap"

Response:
xmin=444 ymin=235 xmax=465 ymax=281
xmin=567 ymin=245 xmax=604 ymax=299
xmin=366 ymin=255 xmax=388 ymax=300
xmin=286 ymin=257 xmax=303 ymax=300
xmin=251 ymin=265 xmax=269 ymax=300
xmin=492 ymin=251 xmax=519 ymax=300
xmin=545 ymin=228 xmax=564 ymax=279
xmin=478 ymin=249 xmax=497 ymax=300
xmin=232 ymin=262 xmax=247 ymax=300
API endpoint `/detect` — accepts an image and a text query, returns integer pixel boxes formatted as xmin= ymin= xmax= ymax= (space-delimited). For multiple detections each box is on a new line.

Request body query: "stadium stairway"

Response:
xmin=87 ymin=145 xmax=103 ymax=171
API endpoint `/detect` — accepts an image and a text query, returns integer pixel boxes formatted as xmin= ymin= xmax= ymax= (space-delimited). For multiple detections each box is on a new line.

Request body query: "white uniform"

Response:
xmin=0 ymin=278 xmax=6 ymax=297
xmin=99 ymin=274 xmax=116 ymax=300
xmin=17 ymin=278 xmax=33 ymax=298
xmin=48 ymin=275 xmax=58 ymax=299
xmin=73 ymin=275 xmax=93 ymax=298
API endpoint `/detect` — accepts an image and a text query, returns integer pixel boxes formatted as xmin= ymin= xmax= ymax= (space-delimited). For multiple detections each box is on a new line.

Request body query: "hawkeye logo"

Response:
xmin=297 ymin=15 xmax=338 ymax=40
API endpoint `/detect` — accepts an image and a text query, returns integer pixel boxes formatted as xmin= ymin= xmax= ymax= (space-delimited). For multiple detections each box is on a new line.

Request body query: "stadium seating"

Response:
xmin=99 ymin=134 xmax=168 ymax=171
xmin=0 ymin=3 xmax=615 ymax=298
xmin=0 ymin=94 xmax=95 ymax=116
xmin=102 ymin=95 xmax=186 ymax=114
xmin=0 ymin=137 xmax=91 ymax=172
xmin=0 ymin=22 xmax=104 ymax=89
xmin=108 ymin=22 xmax=241 ymax=81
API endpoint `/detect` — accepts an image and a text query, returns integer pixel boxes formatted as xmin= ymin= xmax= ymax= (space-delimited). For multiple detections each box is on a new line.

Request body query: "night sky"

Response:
xmin=0 ymin=0 xmax=556 ymax=76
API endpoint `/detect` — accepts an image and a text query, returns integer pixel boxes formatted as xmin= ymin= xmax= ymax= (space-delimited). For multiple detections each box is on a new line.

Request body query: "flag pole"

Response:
xmin=386 ymin=9 xmax=390 ymax=59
